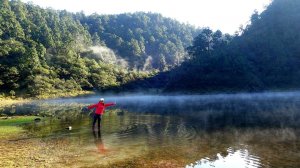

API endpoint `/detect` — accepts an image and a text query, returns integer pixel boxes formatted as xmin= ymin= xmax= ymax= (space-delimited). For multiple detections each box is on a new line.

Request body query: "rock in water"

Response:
xmin=117 ymin=111 xmax=125 ymax=116
xmin=81 ymin=107 xmax=89 ymax=113
xmin=34 ymin=118 xmax=41 ymax=122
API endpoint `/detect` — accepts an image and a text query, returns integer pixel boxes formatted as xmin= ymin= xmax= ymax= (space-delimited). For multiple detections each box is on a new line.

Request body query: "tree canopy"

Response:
xmin=163 ymin=0 xmax=300 ymax=92
xmin=0 ymin=0 xmax=198 ymax=98
xmin=1 ymin=0 xmax=299 ymax=97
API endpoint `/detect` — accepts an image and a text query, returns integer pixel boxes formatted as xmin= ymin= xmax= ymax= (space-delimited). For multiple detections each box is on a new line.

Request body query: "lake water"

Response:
xmin=1 ymin=91 xmax=300 ymax=167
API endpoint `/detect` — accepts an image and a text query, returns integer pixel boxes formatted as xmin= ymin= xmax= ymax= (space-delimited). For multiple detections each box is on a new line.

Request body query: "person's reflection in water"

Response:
xmin=93 ymin=129 xmax=107 ymax=154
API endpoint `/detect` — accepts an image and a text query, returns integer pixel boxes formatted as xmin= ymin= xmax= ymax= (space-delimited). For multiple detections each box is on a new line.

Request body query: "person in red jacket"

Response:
xmin=88 ymin=98 xmax=115 ymax=129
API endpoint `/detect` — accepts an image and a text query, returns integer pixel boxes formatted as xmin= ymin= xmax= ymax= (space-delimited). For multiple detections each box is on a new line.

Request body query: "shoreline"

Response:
xmin=2 ymin=88 xmax=300 ymax=108
xmin=0 ymin=98 xmax=30 ymax=108
xmin=0 ymin=90 xmax=95 ymax=108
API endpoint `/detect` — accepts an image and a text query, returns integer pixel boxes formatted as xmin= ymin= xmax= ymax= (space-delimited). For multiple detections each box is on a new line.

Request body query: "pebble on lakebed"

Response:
xmin=66 ymin=126 xmax=72 ymax=130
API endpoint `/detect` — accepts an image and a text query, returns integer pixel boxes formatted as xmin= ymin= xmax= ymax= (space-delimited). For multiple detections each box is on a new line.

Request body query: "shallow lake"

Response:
xmin=1 ymin=91 xmax=300 ymax=167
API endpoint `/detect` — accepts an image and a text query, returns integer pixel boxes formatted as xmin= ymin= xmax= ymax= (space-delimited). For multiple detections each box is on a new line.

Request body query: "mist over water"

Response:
xmin=30 ymin=90 xmax=300 ymax=106
xmin=1 ymin=91 xmax=300 ymax=167
xmin=20 ymin=90 xmax=300 ymax=129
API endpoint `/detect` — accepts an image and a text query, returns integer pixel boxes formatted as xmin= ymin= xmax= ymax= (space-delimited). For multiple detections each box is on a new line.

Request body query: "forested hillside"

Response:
xmin=0 ymin=0 xmax=198 ymax=98
xmin=2 ymin=0 xmax=298 ymax=97
xmin=160 ymin=0 xmax=300 ymax=92
xmin=123 ymin=0 xmax=300 ymax=92
xmin=77 ymin=12 xmax=198 ymax=70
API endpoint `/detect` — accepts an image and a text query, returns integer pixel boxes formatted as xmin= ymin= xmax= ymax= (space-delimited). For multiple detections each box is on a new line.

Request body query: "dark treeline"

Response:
xmin=0 ymin=0 xmax=198 ymax=98
xmin=124 ymin=0 xmax=300 ymax=93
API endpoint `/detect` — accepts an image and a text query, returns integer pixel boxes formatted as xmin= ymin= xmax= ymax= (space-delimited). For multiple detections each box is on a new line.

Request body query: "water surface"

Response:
xmin=1 ymin=92 xmax=300 ymax=167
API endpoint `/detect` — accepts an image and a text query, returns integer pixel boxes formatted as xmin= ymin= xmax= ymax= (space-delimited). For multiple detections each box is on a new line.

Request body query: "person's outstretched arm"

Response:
xmin=88 ymin=104 xmax=97 ymax=109
xmin=104 ymin=102 xmax=116 ymax=107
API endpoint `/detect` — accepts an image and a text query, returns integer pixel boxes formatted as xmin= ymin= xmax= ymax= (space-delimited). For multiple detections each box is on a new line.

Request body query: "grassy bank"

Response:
xmin=0 ymin=90 xmax=94 ymax=138
xmin=0 ymin=116 xmax=41 ymax=139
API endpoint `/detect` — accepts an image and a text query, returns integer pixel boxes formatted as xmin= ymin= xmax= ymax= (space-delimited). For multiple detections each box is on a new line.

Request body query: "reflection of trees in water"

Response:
xmin=110 ymin=110 xmax=300 ymax=166
xmin=114 ymin=114 xmax=197 ymax=144
xmin=2 ymin=101 xmax=299 ymax=167
xmin=3 ymin=93 xmax=300 ymax=130
xmin=113 ymin=112 xmax=300 ymax=168
xmin=162 ymin=126 xmax=298 ymax=168
xmin=117 ymin=96 xmax=300 ymax=129
xmin=197 ymin=128 xmax=300 ymax=168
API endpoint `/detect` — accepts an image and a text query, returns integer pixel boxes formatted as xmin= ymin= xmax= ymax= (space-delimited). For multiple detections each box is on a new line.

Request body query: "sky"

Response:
xmin=21 ymin=0 xmax=272 ymax=34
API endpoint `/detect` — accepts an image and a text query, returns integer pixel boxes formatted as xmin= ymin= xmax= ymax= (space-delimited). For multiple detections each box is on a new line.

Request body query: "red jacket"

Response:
xmin=88 ymin=102 xmax=115 ymax=115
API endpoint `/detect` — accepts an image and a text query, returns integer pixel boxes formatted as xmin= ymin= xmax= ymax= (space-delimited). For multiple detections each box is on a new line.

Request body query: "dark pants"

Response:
xmin=92 ymin=114 xmax=102 ymax=129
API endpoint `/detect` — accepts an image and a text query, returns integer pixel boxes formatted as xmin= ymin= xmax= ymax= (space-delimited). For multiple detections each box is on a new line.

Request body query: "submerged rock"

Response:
xmin=34 ymin=118 xmax=41 ymax=122
xmin=117 ymin=111 xmax=125 ymax=116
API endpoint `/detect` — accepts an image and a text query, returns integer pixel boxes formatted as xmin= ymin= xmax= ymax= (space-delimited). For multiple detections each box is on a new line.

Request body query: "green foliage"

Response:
xmin=79 ymin=12 xmax=199 ymax=70
xmin=0 ymin=1 xmax=200 ymax=97
xmin=9 ymin=90 xmax=15 ymax=97
xmin=3 ymin=0 xmax=298 ymax=96
xmin=163 ymin=0 xmax=300 ymax=92
xmin=0 ymin=39 xmax=25 ymax=57
xmin=0 ymin=0 xmax=25 ymax=40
